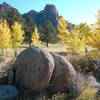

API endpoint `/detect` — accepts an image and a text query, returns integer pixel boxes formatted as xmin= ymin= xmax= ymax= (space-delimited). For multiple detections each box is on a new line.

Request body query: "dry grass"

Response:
xmin=0 ymin=43 xmax=99 ymax=100
xmin=77 ymin=87 xmax=97 ymax=100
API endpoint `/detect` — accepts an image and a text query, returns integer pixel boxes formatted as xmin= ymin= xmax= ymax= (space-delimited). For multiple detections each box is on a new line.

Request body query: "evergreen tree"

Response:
xmin=23 ymin=16 xmax=36 ymax=46
xmin=6 ymin=7 xmax=24 ymax=27
xmin=42 ymin=21 xmax=56 ymax=47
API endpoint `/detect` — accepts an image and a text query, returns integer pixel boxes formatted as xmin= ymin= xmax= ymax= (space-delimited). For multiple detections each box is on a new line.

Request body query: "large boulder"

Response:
xmin=13 ymin=46 xmax=81 ymax=98
xmin=0 ymin=85 xmax=18 ymax=100
xmin=14 ymin=46 xmax=55 ymax=92
xmin=47 ymin=52 xmax=80 ymax=97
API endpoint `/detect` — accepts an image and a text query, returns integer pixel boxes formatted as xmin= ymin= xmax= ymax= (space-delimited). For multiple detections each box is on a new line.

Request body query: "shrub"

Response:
xmin=66 ymin=54 xmax=98 ymax=74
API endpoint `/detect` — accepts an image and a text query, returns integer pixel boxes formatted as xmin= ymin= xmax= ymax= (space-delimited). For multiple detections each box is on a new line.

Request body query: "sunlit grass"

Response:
xmin=77 ymin=87 xmax=97 ymax=100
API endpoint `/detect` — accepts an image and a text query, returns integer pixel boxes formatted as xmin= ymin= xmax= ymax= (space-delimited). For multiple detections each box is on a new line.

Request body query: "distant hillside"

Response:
xmin=0 ymin=2 xmax=74 ymax=29
xmin=0 ymin=2 xmax=12 ymax=18
xmin=22 ymin=4 xmax=59 ymax=28
xmin=0 ymin=2 xmax=23 ymax=26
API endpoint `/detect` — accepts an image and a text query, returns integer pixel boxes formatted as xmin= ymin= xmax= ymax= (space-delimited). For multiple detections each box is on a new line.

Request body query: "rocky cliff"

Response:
xmin=22 ymin=4 xmax=59 ymax=28
xmin=0 ymin=2 xmax=74 ymax=29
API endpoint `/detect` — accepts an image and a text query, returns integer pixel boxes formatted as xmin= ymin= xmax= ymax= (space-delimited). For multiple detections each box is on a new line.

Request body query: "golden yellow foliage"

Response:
xmin=57 ymin=17 xmax=69 ymax=42
xmin=86 ymin=10 xmax=100 ymax=52
xmin=11 ymin=21 xmax=24 ymax=49
xmin=31 ymin=27 xmax=41 ymax=45
xmin=0 ymin=20 xmax=11 ymax=49
xmin=86 ymin=31 xmax=100 ymax=50
xmin=57 ymin=17 xmax=85 ymax=54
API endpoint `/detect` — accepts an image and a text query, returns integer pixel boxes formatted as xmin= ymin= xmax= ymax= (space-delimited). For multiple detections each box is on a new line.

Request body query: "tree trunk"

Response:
xmin=14 ymin=49 xmax=17 ymax=57
xmin=6 ymin=49 xmax=8 ymax=57
xmin=29 ymin=41 xmax=31 ymax=47
xmin=85 ymin=47 xmax=88 ymax=53
xmin=1 ymin=49 xmax=4 ymax=56
xmin=20 ymin=48 xmax=22 ymax=54
xmin=46 ymin=40 xmax=49 ymax=47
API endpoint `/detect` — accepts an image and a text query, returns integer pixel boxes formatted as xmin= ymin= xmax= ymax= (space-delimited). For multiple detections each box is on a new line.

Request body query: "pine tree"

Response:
xmin=23 ymin=16 xmax=36 ymax=46
xmin=6 ymin=7 xmax=23 ymax=27
xmin=31 ymin=27 xmax=41 ymax=46
xmin=0 ymin=19 xmax=11 ymax=55
xmin=42 ymin=21 xmax=56 ymax=47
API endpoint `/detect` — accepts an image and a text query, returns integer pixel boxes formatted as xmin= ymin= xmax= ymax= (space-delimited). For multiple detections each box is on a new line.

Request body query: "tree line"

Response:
xmin=0 ymin=18 xmax=57 ymax=56
xmin=0 ymin=10 xmax=100 ymax=56
xmin=57 ymin=10 xmax=100 ymax=54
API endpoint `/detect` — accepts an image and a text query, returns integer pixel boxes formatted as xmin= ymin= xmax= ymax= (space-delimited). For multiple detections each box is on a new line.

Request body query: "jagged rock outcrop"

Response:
xmin=0 ymin=2 xmax=74 ymax=30
xmin=13 ymin=46 xmax=81 ymax=97
xmin=22 ymin=4 xmax=59 ymax=28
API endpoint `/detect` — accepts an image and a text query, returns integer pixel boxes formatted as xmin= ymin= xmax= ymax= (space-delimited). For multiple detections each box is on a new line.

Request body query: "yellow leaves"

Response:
xmin=87 ymin=32 xmax=100 ymax=50
xmin=66 ymin=36 xmax=85 ymax=54
xmin=57 ymin=17 xmax=85 ymax=54
xmin=58 ymin=16 xmax=68 ymax=29
xmin=86 ymin=11 xmax=100 ymax=51
xmin=57 ymin=17 xmax=69 ymax=36
xmin=0 ymin=20 xmax=11 ymax=49
xmin=11 ymin=21 xmax=24 ymax=49
xmin=31 ymin=27 xmax=41 ymax=45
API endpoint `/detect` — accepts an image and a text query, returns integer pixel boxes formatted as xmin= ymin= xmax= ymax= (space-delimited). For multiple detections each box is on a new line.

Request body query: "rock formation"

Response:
xmin=13 ymin=46 xmax=81 ymax=98
xmin=22 ymin=4 xmax=59 ymax=28
xmin=14 ymin=46 xmax=55 ymax=92
xmin=47 ymin=52 xmax=80 ymax=97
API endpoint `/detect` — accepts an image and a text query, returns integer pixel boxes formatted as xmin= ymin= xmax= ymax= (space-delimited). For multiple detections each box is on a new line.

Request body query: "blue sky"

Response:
xmin=0 ymin=0 xmax=100 ymax=24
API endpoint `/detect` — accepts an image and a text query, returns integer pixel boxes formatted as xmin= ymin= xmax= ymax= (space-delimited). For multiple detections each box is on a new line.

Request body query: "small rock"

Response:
xmin=0 ymin=85 xmax=18 ymax=100
xmin=87 ymin=75 xmax=100 ymax=89
xmin=87 ymin=75 xmax=97 ymax=86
